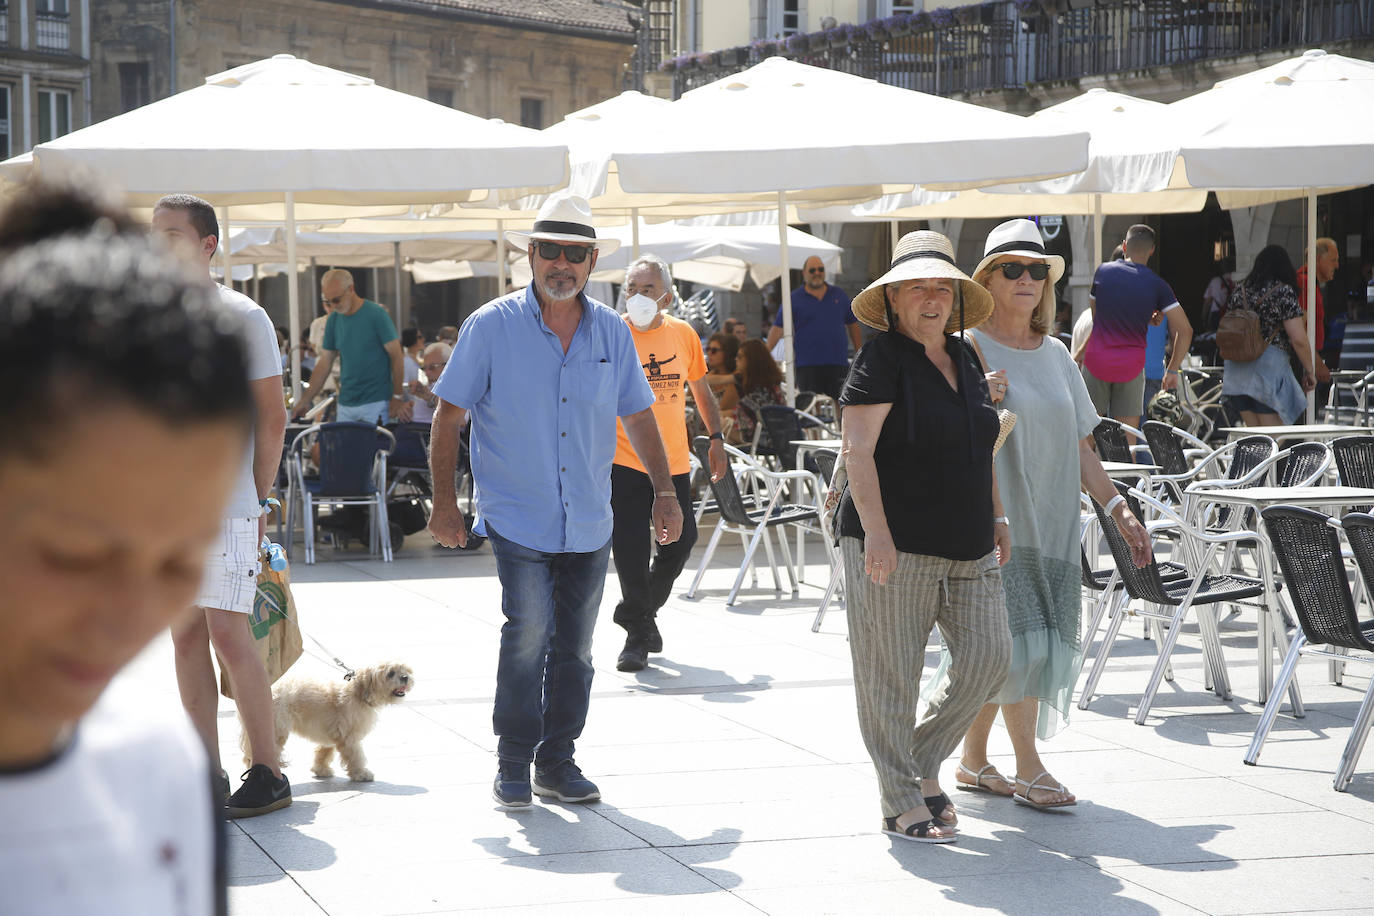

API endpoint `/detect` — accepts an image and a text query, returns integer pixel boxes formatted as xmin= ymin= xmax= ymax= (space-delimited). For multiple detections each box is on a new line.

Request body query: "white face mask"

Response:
xmin=626 ymin=293 xmax=660 ymax=330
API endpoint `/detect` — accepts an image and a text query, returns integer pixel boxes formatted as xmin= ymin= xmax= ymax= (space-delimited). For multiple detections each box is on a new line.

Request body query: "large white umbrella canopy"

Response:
xmin=228 ymin=227 xmax=497 ymax=269
xmin=1172 ymin=48 xmax=1374 ymax=419
xmin=610 ymin=57 xmax=1090 ymax=394
xmin=0 ymin=53 xmax=570 ymax=397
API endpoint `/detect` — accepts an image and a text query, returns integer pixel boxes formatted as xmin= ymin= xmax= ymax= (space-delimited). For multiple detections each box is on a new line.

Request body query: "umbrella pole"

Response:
xmin=1307 ymin=189 xmax=1317 ymax=423
xmin=632 ymin=207 xmax=641 ymax=260
xmin=1092 ymin=193 xmax=1103 ymax=271
xmin=496 ymin=219 xmax=508 ymax=295
xmin=219 ymin=206 xmax=232 ymax=292
xmin=778 ymin=190 xmax=795 ymax=402
xmin=393 ymin=241 xmax=403 ymax=328
xmin=285 ymin=191 xmax=302 ymax=405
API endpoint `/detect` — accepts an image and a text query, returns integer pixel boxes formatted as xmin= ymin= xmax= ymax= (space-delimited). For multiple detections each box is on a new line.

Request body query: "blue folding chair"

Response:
xmin=286 ymin=421 xmax=396 ymax=563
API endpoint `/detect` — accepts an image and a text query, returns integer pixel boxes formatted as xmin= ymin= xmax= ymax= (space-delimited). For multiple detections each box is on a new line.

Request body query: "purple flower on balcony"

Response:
xmin=842 ymin=23 xmax=868 ymax=44
xmin=1010 ymin=0 xmax=1044 ymax=10
xmin=930 ymin=7 xmax=957 ymax=28
xmin=785 ymin=32 xmax=810 ymax=53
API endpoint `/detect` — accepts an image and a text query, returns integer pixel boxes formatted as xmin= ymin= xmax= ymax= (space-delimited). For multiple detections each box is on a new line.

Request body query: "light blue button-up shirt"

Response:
xmin=432 ymin=286 xmax=654 ymax=553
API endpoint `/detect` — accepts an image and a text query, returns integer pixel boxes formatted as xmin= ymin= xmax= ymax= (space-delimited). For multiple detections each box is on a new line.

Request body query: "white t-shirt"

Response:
xmin=218 ymin=285 xmax=282 ymax=519
xmin=1071 ymin=308 xmax=1094 ymax=362
xmin=0 ymin=696 xmax=220 ymax=915
xmin=308 ymin=313 xmax=339 ymax=392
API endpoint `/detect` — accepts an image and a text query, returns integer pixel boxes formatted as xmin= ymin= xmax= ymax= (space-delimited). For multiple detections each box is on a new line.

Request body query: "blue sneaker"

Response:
xmin=492 ymin=761 xmax=532 ymax=808
xmin=533 ymin=759 xmax=600 ymax=803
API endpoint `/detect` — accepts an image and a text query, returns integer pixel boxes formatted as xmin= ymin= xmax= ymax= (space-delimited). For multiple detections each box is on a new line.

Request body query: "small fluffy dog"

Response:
xmin=244 ymin=662 xmax=414 ymax=782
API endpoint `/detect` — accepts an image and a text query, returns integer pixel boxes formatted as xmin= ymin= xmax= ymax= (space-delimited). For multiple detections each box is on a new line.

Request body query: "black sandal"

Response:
xmin=924 ymin=791 xmax=957 ymax=827
xmin=882 ymin=815 xmax=956 ymax=844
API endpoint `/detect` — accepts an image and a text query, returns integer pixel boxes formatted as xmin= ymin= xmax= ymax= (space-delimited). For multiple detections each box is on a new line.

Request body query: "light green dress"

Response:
xmin=925 ymin=331 xmax=1100 ymax=738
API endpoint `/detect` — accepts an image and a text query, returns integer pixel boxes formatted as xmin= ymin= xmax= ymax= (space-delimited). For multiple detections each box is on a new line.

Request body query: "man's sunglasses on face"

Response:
xmin=536 ymin=241 xmax=592 ymax=264
xmin=997 ymin=262 xmax=1051 ymax=281
xmin=322 ymin=292 xmax=347 ymax=306
xmin=807 ymin=266 xmax=825 ymax=274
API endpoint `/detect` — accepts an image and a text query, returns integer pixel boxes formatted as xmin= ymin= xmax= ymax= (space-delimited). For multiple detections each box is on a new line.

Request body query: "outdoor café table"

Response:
xmin=1220 ymin=424 xmax=1373 ymax=444
xmin=1181 ymin=484 xmax=1374 ymax=709
xmin=790 ymin=438 xmax=842 ymax=581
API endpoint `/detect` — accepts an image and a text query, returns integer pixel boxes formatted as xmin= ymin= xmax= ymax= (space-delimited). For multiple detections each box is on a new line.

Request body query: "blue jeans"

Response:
xmin=486 ymin=523 xmax=612 ymax=767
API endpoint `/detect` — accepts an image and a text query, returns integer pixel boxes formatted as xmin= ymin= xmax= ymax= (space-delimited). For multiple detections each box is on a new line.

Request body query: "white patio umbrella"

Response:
xmin=609 ymin=57 xmax=1089 ymax=395
xmin=1172 ymin=48 xmax=1374 ymax=419
xmin=0 ymin=53 xmax=569 ymax=397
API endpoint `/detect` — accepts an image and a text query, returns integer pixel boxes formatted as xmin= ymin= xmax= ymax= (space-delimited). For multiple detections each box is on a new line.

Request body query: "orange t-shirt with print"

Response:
xmin=613 ymin=314 xmax=706 ymax=476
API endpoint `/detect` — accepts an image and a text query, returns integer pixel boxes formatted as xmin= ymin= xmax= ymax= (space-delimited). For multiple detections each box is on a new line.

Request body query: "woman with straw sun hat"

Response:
xmin=943 ymin=218 xmax=1152 ymax=810
xmin=837 ymin=229 xmax=1012 ymax=844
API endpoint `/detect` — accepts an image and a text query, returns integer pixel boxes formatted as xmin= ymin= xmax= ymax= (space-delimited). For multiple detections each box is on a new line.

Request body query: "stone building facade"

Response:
xmin=0 ymin=0 xmax=92 ymax=158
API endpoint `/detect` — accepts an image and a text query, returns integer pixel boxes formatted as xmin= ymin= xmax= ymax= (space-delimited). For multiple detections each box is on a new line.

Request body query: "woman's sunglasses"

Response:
xmin=536 ymin=241 xmax=592 ymax=264
xmin=997 ymin=262 xmax=1051 ymax=281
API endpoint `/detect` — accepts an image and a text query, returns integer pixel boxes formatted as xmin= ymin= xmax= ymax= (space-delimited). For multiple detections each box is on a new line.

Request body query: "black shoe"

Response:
xmin=225 ymin=764 xmax=291 ymax=819
xmin=644 ymin=617 xmax=663 ymax=654
xmin=492 ymin=761 xmax=532 ymax=808
xmin=617 ymin=636 xmax=649 ymax=672
xmin=533 ymin=759 xmax=600 ymax=803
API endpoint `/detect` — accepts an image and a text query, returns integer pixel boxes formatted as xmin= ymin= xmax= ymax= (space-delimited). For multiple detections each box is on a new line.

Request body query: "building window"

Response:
xmin=37 ymin=88 xmax=71 ymax=143
xmin=0 ymin=86 xmax=10 ymax=159
xmin=520 ymin=97 xmax=543 ymax=130
xmin=0 ymin=3 xmax=9 ymax=45
xmin=884 ymin=1 xmax=919 ymax=13
xmin=119 ymin=62 xmax=151 ymax=113
xmin=427 ymin=85 xmax=454 ymax=108
xmin=768 ymin=0 xmax=803 ymax=38
xmin=35 ymin=0 xmax=69 ymax=51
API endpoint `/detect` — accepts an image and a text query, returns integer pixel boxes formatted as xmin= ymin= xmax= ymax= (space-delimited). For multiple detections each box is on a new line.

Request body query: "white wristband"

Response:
xmin=992 ymin=516 xmax=1010 ymax=527
xmin=1103 ymin=494 xmax=1125 ymax=515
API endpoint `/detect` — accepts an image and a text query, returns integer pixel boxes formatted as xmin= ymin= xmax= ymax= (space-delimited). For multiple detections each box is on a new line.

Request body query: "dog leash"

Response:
xmin=255 ymin=540 xmax=357 ymax=682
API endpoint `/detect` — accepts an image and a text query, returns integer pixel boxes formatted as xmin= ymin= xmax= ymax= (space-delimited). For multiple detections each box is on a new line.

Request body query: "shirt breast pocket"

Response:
xmin=576 ymin=361 xmax=616 ymax=407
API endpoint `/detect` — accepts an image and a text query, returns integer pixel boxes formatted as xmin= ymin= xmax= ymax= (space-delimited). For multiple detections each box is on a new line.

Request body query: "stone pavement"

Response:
xmin=120 ymin=532 xmax=1374 ymax=915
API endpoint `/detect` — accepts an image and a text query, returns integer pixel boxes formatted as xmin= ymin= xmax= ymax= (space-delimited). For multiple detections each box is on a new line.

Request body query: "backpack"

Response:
xmin=1215 ymin=306 xmax=1276 ymax=362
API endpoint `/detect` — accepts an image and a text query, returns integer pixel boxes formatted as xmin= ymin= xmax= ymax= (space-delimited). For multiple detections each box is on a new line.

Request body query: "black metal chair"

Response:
xmin=1078 ymin=482 xmax=1267 ymax=724
xmin=685 ymin=436 xmax=819 ymax=606
xmin=757 ymin=404 xmax=833 ymax=472
xmin=1092 ymin=418 xmax=1136 ymax=464
xmin=1244 ymin=507 xmax=1374 ymax=790
xmin=1332 ymin=435 xmax=1374 ymax=512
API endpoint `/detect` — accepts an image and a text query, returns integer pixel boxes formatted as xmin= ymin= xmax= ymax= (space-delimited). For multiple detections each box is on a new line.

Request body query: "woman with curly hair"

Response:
xmin=733 ymin=338 xmax=788 ymax=447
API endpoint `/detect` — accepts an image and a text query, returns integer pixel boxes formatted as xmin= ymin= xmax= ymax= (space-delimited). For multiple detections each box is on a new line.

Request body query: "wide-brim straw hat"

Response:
xmin=852 ymin=230 xmax=994 ymax=334
xmin=504 ymin=193 xmax=621 ymax=255
xmin=971 ymin=218 xmax=1066 ymax=284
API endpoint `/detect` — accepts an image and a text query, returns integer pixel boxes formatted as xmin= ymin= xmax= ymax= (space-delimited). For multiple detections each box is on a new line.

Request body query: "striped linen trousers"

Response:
xmin=842 ymin=536 xmax=1012 ymax=818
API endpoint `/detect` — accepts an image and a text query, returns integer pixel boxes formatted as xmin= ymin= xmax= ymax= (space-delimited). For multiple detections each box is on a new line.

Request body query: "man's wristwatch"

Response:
xmin=708 ymin=432 xmax=724 ymax=442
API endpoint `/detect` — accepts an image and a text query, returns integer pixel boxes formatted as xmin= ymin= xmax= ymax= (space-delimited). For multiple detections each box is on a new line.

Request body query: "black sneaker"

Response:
xmin=493 ymin=761 xmax=532 ymax=808
xmin=616 ymin=636 xmax=649 ymax=672
xmin=644 ymin=617 xmax=663 ymax=654
xmin=533 ymin=759 xmax=600 ymax=803
xmin=225 ymin=764 xmax=291 ymax=819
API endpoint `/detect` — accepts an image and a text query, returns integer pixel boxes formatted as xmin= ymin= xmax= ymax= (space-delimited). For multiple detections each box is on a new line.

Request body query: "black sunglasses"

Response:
xmin=807 ymin=266 xmax=825 ymax=273
xmin=536 ymin=241 xmax=593 ymax=264
xmin=997 ymin=262 xmax=1051 ymax=281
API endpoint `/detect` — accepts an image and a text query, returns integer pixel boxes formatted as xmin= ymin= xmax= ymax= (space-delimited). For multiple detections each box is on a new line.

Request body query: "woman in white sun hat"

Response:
xmin=945 ymin=218 xmax=1152 ymax=810
xmin=837 ymin=229 xmax=1012 ymax=844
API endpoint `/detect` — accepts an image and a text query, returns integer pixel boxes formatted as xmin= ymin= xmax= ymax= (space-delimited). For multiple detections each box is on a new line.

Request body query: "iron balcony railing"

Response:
xmin=669 ymin=0 xmax=1374 ymax=98
xmin=35 ymin=10 xmax=69 ymax=52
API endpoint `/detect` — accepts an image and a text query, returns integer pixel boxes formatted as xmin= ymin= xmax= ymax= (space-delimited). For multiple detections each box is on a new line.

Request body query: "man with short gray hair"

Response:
xmin=612 ymin=254 xmax=728 ymax=671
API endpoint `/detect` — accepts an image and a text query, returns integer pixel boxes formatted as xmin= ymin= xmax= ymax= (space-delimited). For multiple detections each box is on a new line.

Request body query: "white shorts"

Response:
xmin=195 ymin=516 xmax=261 ymax=615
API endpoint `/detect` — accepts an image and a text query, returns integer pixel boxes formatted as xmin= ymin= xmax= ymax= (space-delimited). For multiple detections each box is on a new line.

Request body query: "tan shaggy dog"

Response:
xmin=243 ymin=662 xmax=414 ymax=782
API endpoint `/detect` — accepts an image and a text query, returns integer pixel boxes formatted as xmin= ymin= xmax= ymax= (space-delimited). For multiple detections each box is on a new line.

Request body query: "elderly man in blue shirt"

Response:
xmin=428 ymin=196 xmax=682 ymax=809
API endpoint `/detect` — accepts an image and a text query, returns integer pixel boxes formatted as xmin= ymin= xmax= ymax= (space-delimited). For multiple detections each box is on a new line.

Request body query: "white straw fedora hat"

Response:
xmin=972 ymin=218 xmax=1065 ymax=284
xmin=504 ymin=194 xmax=621 ymax=255
xmin=852 ymin=230 xmax=994 ymax=334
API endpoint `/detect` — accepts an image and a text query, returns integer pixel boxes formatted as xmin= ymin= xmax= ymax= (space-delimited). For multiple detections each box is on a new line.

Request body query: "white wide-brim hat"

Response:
xmin=852 ymin=230 xmax=994 ymax=333
xmin=504 ymin=193 xmax=621 ymax=255
xmin=972 ymin=218 xmax=1066 ymax=284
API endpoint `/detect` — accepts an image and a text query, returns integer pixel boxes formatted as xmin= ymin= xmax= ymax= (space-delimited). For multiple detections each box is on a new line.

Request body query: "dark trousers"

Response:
xmin=797 ymin=364 xmax=849 ymax=399
xmin=610 ymin=465 xmax=698 ymax=634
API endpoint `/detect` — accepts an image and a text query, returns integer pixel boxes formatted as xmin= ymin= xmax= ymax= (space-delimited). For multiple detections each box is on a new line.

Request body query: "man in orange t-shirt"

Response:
xmin=611 ymin=255 xmax=728 ymax=672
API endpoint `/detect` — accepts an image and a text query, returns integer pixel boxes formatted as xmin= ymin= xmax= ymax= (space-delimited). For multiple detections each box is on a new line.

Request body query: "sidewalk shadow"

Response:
xmin=627 ymin=657 xmax=773 ymax=704
xmin=472 ymin=805 xmax=743 ymax=894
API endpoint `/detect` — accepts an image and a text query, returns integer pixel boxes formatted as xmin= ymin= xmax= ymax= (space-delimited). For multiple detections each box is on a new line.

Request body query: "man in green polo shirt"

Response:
xmin=292 ymin=268 xmax=410 ymax=423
